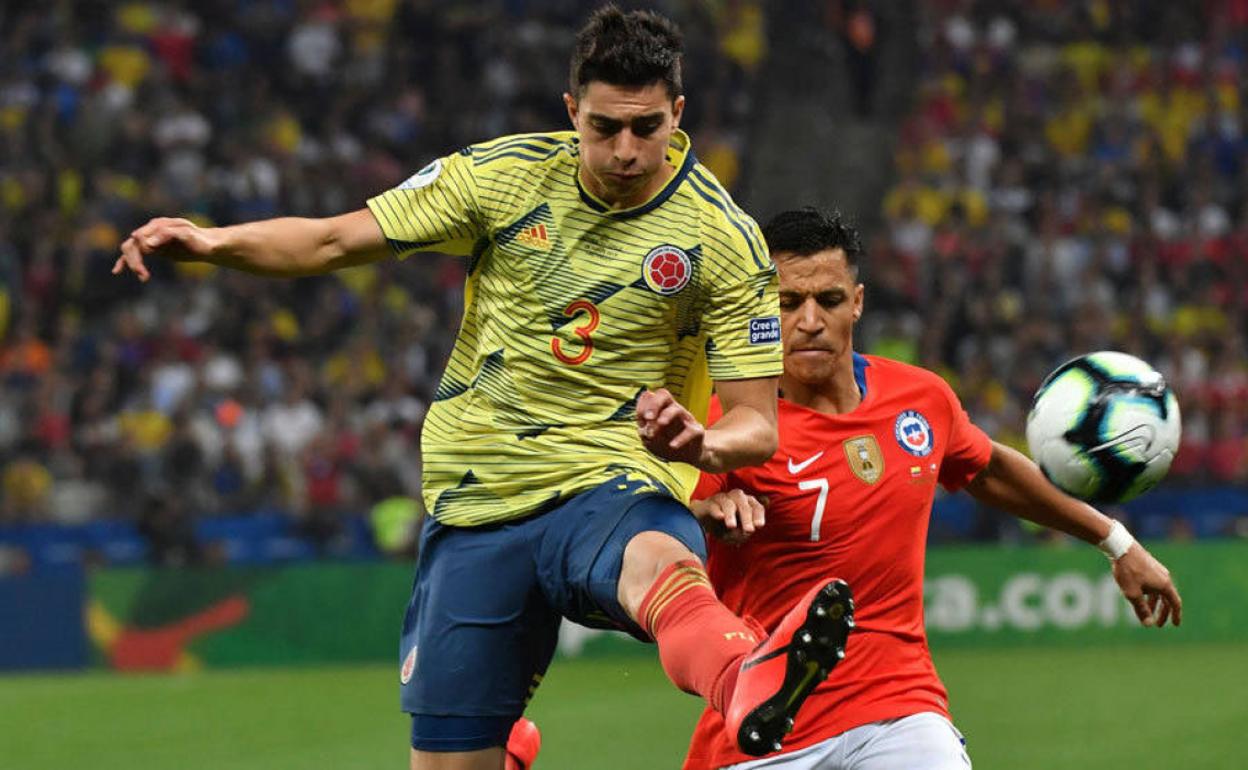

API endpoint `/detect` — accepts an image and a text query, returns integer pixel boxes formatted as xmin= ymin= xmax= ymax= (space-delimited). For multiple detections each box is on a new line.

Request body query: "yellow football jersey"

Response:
xmin=367 ymin=129 xmax=781 ymax=526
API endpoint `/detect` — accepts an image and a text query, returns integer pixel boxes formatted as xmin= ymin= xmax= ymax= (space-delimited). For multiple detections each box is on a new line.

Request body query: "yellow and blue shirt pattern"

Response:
xmin=366 ymin=129 xmax=781 ymax=526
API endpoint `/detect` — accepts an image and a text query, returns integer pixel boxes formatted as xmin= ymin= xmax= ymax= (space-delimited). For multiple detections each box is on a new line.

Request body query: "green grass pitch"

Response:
xmin=1 ymin=643 xmax=1243 ymax=769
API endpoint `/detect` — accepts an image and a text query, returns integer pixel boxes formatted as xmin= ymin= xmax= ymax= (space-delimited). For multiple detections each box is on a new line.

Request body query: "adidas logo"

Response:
xmin=516 ymin=224 xmax=551 ymax=250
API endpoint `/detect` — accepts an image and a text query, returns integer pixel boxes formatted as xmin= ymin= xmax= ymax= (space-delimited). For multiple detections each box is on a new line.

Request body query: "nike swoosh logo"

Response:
xmin=785 ymin=662 xmax=822 ymax=709
xmin=1091 ymin=424 xmax=1157 ymax=455
xmin=787 ymin=451 xmax=824 ymax=474
xmin=741 ymin=645 xmax=790 ymax=672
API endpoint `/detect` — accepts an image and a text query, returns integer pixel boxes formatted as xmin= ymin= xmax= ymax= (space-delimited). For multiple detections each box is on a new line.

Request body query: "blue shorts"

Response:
xmin=401 ymin=474 xmax=707 ymax=751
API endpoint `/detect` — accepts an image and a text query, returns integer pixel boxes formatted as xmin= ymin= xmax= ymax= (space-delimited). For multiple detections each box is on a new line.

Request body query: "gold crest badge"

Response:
xmin=843 ymin=435 xmax=884 ymax=484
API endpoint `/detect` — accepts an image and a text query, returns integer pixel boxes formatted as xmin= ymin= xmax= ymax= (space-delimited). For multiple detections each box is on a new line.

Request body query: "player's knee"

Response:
xmin=618 ymin=530 xmax=702 ymax=617
xmin=624 ymin=530 xmax=701 ymax=581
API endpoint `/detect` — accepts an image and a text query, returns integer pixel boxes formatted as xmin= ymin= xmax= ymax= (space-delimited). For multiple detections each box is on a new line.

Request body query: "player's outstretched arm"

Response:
xmin=113 ymin=209 xmax=390 ymax=281
xmin=965 ymin=441 xmax=1182 ymax=628
xmin=636 ymin=378 xmax=777 ymax=473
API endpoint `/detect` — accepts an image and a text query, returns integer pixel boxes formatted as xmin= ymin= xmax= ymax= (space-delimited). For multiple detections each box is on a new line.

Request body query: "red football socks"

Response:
xmin=637 ymin=559 xmax=761 ymax=714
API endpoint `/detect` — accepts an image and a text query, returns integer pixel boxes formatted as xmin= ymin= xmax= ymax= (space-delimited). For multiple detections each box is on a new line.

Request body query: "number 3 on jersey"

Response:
xmin=798 ymin=478 xmax=829 ymax=541
xmin=551 ymin=299 xmax=601 ymax=366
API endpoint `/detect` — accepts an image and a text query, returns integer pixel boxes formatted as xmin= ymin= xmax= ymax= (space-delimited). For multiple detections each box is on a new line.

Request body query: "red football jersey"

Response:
xmin=683 ymin=354 xmax=992 ymax=770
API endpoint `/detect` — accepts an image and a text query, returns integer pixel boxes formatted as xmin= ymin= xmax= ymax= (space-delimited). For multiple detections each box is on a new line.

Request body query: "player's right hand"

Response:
xmin=113 ymin=217 xmax=220 ymax=282
xmin=690 ymin=490 xmax=766 ymax=545
xmin=1112 ymin=543 xmax=1182 ymax=628
xmin=636 ymin=387 xmax=707 ymax=466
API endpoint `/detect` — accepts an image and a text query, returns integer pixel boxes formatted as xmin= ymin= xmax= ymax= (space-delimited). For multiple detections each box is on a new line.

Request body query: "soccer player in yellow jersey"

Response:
xmin=114 ymin=7 xmax=854 ymax=769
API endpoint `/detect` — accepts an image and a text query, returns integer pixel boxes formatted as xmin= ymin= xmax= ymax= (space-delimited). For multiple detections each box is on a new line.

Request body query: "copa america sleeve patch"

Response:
xmin=397 ymin=159 xmax=443 ymax=190
xmin=749 ymin=316 xmax=781 ymax=344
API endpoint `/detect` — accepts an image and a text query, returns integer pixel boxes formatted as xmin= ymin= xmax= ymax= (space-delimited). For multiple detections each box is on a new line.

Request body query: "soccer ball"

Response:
xmin=1025 ymin=351 xmax=1181 ymax=504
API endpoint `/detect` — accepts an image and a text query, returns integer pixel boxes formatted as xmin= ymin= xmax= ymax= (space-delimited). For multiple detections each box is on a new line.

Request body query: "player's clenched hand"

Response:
xmin=690 ymin=490 xmax=766 ymax=545
xmin=636 ymin=388 xmax=707 ymax=466
xmin=1112 ymin=544 xmax=1182 ymax=628
xmin=113 ymin=217 xmax=221 ymax=282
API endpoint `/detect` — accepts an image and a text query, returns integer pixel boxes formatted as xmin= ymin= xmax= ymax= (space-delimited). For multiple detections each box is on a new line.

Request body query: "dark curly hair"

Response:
xmin=762 ymin=207 xmax=864 ymax=274
xmin=569 ymin=4 xmax=683 ymax=99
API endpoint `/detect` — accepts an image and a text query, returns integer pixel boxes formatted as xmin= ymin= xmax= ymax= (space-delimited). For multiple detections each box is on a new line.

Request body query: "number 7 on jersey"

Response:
xmin=798 ymin=478 xmax=829 ymax=542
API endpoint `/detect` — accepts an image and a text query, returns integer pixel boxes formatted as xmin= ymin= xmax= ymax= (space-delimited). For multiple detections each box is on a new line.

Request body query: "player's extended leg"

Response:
xmin=617 ymin=531 xmax=760 ymax=710
xmin=619 ymin=531 xmax=854 ymax=756
xmin=534 ymin=474 xmax=852 ymax=758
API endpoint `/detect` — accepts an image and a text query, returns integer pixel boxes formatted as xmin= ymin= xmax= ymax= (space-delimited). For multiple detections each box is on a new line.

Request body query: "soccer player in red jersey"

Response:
xmin=682 ymin=208 xmax=1183 ymax=770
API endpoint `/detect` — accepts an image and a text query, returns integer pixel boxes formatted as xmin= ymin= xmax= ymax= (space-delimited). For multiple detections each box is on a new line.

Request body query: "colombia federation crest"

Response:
xmin=400 ymin=644 xmax=417 ymax=684
xmin=641 ymin=245 xmax=692 ymax=296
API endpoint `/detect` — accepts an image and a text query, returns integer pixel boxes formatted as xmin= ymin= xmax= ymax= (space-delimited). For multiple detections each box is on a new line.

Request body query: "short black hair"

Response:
xmin=762 ymin=207 xmax=864 ymax=273
xmin=569 ymin=4 xmax=683 ymax=99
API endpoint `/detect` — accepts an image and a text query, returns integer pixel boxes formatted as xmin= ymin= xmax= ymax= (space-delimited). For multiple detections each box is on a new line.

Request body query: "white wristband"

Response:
xmin=1096 ymin=520 xmax=1135 ymax=561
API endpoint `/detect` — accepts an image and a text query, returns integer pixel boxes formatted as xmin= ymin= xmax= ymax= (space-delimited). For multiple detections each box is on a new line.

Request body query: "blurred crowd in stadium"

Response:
xmin=869 ymin=0 xmax=1248 ymax=492
xmin=0 ymin=0 xmax=766 ymax=559
xmin=0 ymin=1 xmax=1245 ymax=566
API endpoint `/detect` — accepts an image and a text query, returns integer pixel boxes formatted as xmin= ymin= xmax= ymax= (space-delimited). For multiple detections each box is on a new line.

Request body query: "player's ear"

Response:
xmin=853 ymin=283 xmax=864 ymax=322
xmin=670 ymin=94 xmax=686 ymax=128
xmin=563 ymin=92 xmax=579 ymax=127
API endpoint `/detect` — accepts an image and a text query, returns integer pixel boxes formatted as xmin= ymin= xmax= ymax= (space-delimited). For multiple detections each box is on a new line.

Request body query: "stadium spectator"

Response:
xmin=1 ymin=452 xmax=53 ymax=524
xmin=828 ymin=0 xmax=880 ymax=117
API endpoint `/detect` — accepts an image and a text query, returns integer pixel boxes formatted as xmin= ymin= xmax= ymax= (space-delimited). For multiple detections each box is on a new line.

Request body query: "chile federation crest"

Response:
xmin=894 ymin=410 xmax=934 ymax=457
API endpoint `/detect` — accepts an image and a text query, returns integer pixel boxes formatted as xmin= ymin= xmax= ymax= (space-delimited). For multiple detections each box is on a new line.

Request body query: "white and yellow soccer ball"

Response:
xmin=1026 ymin=351 xmax=1182 ymax=504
